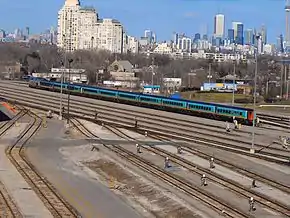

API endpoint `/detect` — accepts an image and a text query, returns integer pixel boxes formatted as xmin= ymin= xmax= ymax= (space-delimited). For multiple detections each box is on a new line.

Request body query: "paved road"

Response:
xmin=25 ymin=119 xmax=142 ymax=218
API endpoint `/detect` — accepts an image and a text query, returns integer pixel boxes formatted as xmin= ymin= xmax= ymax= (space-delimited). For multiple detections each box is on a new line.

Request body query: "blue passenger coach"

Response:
xmin=28 ymin=78 xmax=254 ymax=125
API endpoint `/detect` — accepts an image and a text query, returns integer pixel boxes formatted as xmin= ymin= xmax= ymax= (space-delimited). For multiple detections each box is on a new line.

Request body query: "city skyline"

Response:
xmin=0 ymin=0 xmax=287 ymax=43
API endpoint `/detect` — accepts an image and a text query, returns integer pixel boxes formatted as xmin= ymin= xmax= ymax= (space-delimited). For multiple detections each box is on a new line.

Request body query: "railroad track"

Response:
xmin=104 ymin=125 xmax=290 ymax=217
xmin=0 ymin=109 xmax=27 ymax=217
xmin=0 ymin=82 xmax=283 ymax=134
xmin=69 ymin=117 xmax=251 ymax=218
xmin=153 ymin=134 xmax=290 ymax=195
xmin=1 ymin=84 xmax=289 ymax=163
xmin=0 ymin=180 xmax=21 ymax=217
xmin=5 ymin=111 xmax=80 ymax=218
xmin=257 ymin=113 xmax=290 ymax=129
xmin=0 ymin=109 xmax=28 ymax=138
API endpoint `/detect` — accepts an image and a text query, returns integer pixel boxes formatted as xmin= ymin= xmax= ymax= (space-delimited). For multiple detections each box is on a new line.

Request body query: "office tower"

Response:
xmin=260 ymin=24 xmax=267 ymax=44
xmin=214 ymin=14 xmax=225 ymax=38
xmin=145 ymin=30 xmax=154 ymax=43
xmin=194 ymin=33 xmax=201 ymax=42
xmin=235 ymin=23 xmax=244 ymax=45
xmin=227 ymin=29 xmax=234 ymax=43
xmin=244 ymin=29 xmax=254 ymax=45
xmin=232 ymin=22 xmax=242 ymax=38
xmin=173 ymin=32 xmax=179 ymax=45
xmin=202 ymin=34 xmax=208 ymax=40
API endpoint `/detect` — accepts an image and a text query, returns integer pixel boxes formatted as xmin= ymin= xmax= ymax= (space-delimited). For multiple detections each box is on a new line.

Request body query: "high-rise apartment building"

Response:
xmin=57 ymin=0 xmax=125 ymax=53
xmin=214 ymin=14 xmax=225 ymax=38
xmin=57 ymin=0 xmax=81 ymax=51
xmin=78 ymin=7 xmax=98 ymax=50
xmin=96 ymin=19 xmax=124 ymax=53
xmin=177 ymin=36 xmax=192 ymax=52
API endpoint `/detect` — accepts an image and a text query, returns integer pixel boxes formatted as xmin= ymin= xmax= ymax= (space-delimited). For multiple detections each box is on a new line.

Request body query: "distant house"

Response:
xmin=106 ymin=60 xmax=139 ymax=89
xmin=108 ymin=60 xmax=133 ymax=73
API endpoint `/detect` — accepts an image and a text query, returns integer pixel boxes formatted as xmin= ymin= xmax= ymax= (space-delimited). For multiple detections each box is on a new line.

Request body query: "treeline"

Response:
xmin=0 ymin=42 xmax=284 ymax=97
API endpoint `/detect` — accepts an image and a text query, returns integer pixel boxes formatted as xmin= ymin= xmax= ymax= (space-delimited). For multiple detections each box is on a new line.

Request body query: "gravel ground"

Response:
xmin=60 ymin=137 xmax=218 ymax=218
xmin=85 ymin=158 xmax=198 ymax=218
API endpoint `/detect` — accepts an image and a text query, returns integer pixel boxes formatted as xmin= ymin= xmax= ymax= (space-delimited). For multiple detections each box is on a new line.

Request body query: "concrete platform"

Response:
xmin=0 ymin=123 xmax=52 ymax=218
xmin=25 ymin=118 xmax=143 ymax=218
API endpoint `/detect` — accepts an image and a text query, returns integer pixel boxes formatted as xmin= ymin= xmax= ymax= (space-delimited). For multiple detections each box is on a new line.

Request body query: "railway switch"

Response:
xmin=251 ymin=179 xmax=257 ymax=188
xmin=42 ymin=116 xmax=47 ymax=128
xmin=209 ymin=157 xmax=215 ymax=169
xmin=177 ymin=146 xmax=182 ymax=154
xmin=249 ymin=197 xmax=256 ymax=212
xmin=136 ymin=144 xmax=141 ymax=153
xmin=164 ymin=157 xmax=170 ymax=168
xmin=201 ymin=174 xmax=207 ymax=186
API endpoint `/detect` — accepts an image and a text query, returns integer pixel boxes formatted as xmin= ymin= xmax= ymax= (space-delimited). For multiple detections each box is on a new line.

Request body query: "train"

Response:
xmin=28 ymin=77 xmax=255 ymax=125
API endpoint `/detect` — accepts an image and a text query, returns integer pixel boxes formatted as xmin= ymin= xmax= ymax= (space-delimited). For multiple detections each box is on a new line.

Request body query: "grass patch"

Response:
xmin=181 ymin=92 xmax=251 ymax=104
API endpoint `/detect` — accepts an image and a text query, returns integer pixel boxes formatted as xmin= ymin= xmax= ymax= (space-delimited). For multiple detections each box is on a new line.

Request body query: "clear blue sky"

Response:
xmin=0 ymin=0 xmax=286 ymax=43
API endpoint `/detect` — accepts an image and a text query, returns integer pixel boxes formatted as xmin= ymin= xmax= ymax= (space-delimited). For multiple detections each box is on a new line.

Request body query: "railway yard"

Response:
xmin=0 ymin=80 xmax=289 ymax=218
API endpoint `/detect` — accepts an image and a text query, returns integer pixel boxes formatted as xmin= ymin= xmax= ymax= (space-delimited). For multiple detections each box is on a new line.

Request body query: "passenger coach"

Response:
xmin=28 ymin=79 xmax=255 ymax=125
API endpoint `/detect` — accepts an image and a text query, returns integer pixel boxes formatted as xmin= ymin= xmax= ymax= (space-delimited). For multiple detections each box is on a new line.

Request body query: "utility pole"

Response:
xmin=208 ymin=63 xmax=212 ymax=83
xmin=280 ymin=60 xmax=284 ymax=98
xmin=287 ymin=65 xmax=290 ymax=100
xmin=250 ymin=35 xmax=260 ymax=154
xmin=151 ymin=57 xmax=154 ymax=94
xmin=232 ymin=61 xmax=236 ymax=105
xmin=59 ymin=34 xmax=67 ymax=120
xmin=67 ymin=59 xmax=73 ymax=124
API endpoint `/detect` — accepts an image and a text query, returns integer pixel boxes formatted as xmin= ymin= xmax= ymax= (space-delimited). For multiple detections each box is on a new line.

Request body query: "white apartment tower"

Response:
xmin=78 ymin=7 xmax=98 ymax=50
xmin=57 ymin=0 xmax=81 ymax=51
xmin=214 ymin=14 xmax=225 ymax=38
xmin=96 ymin=19 xmax=124 ymax=53
xmin=57 ymin=0 xmax=125 ymax=53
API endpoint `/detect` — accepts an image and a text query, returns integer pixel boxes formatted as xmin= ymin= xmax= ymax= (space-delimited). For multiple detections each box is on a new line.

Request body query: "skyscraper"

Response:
xmin=173 ymin=32 xmax=179 ymax=45
xmin=232 ymin=22 xmax=242 ymax=38
xmin=57 ymin=0 xmax=81 ymax=51
xmin=194 ymin=33 xmax=201 ymax=42
xmin=227 ymin=29 xmax=234 ymax=43
xmin=57 ymin=0 xmax=125 ymax=53
xmin=244 ymin=29 xmax=254 ymax=45
xmin=236 ymin=23 xmax=244 ymax=45
xmin=260 ymin=24 xmax=267 ymax=44
xmin=214 ymin=14 xmax=225 ymax=38
xmin=145 ymin=30 xmax=154 ymax=43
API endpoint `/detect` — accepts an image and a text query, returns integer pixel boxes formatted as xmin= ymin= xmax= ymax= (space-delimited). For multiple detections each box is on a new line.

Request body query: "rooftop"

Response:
xmin=65 ymin=0 xmax=80 ymax=6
